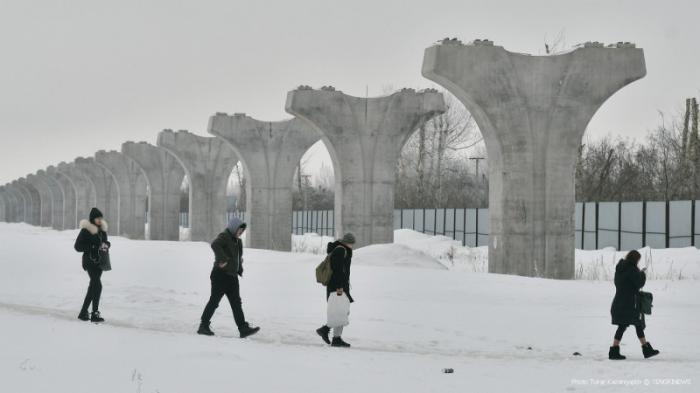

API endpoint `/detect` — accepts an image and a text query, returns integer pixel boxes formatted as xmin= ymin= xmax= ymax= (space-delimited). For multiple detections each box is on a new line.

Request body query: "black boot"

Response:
xmin=316 ymin=325 xmax=331 ymax=344
xmin=331 ymin=337 xmax=351 ymax=348
xmin=78 ymin=310 xmax=90 ymax=321
xmin=239 ymin=324 xmax=260 ymax=339
xmin=609 ymin=346 xmax=626 ymax=360
xmin=90 ymin=311 xmax=104 ymax=323
xmin=642 ymin=342 xmax=660 ymax=359
xmin=197 ymin=321 xmax=215 ymax=336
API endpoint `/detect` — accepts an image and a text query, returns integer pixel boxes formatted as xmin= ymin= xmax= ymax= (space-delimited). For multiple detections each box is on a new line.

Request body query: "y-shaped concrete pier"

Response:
xmin=47 ymin=165 xmax=77 ymax=229
xmin=422 ymin=39 xmax=646 ymax=278
xmin=0 ymin=186 xmax=10 ymax=222
xmin=3 ymin=183 xmax=26 ymax=222
xmin=122 ymin=142 xmax=184 ymax=241
xmin=36 ymin=170 xmax=65 ymax=229
xmin=74 ymin=157 xmax=119 ymax=228
xmin=96 ymin=150 xmax=148 ymax=239
xmin=286 ymin=87 xmax=445 ymax=247
xmin=157 ymin=130 xmax=238 ymax=242
xmin=57 ymin=162 xmax=96 ymax=223
xmin=209 ymin=113 xmax=319 ymax=250
xmin=15 ymin=179 xmax=41 ymax=226
xmin=27 ymin=174 xmax=54 ymax=227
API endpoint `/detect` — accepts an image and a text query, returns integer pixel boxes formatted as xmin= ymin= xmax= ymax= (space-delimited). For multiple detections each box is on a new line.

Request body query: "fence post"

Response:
xmin=475 ymin=207 xmax=479 ymax=247
xmin=422 ymin=208 xmax=426 ymax=234
xmin=595 ymin=202 xmax=599 ymax=250
xmin=692 ymin=200 xmax=696 ymax=248
xmin=642 ymin=201 xmax=647 ymax=247
xmin=463 ymin=208 xmax=467 ymax=246
xmin=433 ymin=208 xmax=437 ymax=235
xmin=665 ymin=200 xmax=670 ymax=248
xmin=400 ymin=208 xmax=403 ymax=229
xmin=452 ymin=208 xmax=457 ymax=240
xmin=618 ymin=201 xmax=622 ymax=251
xmin=581 ymin=202 xmax=586 ymax=250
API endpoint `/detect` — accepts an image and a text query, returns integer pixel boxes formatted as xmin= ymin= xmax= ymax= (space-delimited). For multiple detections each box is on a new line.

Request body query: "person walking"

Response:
xmin=74 ymin=207 xmax=110 ymax=323
xmin=197 ymin=217 xmax=259 ymax=338
xmin=316 ymin=233 xmax=355 ymax=348
xmin=609 ymin=250 xmax=660 ymax=360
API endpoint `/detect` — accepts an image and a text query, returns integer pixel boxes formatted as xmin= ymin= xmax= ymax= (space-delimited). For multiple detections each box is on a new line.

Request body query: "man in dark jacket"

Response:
xmin=198 ymin=217 xmax=259 ymax=338
xmin=74 ymin=207 xmax=110 ymax=323
xmin=609 ymin=250 xmax=660 ymax=360
xmin=316 ymin=233 xmax=355 ymax=347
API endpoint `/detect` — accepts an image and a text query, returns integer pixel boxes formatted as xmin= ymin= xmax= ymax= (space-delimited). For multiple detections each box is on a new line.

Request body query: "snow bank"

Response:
xmin=293 ymin=229 xmax=700 ymax=280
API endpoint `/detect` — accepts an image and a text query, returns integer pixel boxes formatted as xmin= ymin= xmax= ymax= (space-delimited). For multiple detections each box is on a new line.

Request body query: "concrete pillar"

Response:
xmin=122 ymin=141 xmax=184 ymax=241
xmin=422 ymin=39 xmax=646 ymax=279
xmin=5 ymin=183 xmax=25 ymax=222
xmin=36 ymin=170 xmax=65 ymax=230
xmin=74 ymin=157 xmax=119 ymax=228
xmin=0 ymin=187 xmax=7 ymax=222
xmin=157 ymin=129 xmax=238 ymax=242
xmin=47 ymin=165 xmax=78 ymax=229
xmin=208 ymin=113 xmax=319 ymax=250
xmin=285 ymin=86 xmax=445 ymax=247
xmin=16 ymin=179 xmax=41 ymax=226
xmin=27 ymin=174 xmax=53 ymax=227
xmin=57 ymin=162 xmax=97 ymax=223
xmin=95 ymin=150 xmax=148 ymax=239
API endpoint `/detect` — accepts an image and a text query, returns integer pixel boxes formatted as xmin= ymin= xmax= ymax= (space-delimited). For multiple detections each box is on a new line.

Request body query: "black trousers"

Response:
xmin=614 ymin=324 xmax=645 ymax=341
xmin=81 ymin=266 xmax=103 ymax=313
xmin=200 ymin=269 xmax=246 ymax=329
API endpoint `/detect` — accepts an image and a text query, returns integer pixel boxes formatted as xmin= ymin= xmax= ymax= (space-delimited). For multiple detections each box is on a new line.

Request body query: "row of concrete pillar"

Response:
xmin=0 ymin=39 xmax=646 ymax=279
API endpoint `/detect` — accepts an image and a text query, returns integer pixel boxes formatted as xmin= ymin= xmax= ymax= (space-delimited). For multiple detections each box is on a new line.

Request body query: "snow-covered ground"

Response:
xmin=1 ymin=223 xmax=699 ymax=392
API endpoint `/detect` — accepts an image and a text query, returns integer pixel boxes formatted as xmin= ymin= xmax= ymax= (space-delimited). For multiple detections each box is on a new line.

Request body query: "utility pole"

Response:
xmin=469 ymin=157 xmax=485 ymax=181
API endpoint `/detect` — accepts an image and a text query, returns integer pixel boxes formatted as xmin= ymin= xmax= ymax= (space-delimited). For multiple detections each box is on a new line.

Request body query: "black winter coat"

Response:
xmin=326 ymin=241 xmax=353 ymax=303
xmin=74 ymin=219 xmax=110 ymax=270
xmin=211 ymin=229 xmax=243 ymax=276
xmin=610 ymin=259 xmax=646 ymax=328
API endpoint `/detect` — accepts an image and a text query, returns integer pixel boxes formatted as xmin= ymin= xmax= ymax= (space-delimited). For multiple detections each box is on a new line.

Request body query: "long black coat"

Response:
xmin=74 ymin=219 xmax=110 ymax=270
xmin=610 ymin=259 xmax=646 ymax=328
xmin=326 ymin=241 xmax=353 ymax=303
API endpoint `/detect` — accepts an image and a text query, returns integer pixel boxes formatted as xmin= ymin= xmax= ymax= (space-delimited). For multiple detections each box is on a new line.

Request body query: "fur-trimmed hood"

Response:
xmin=79 ymin=219 xmax=108 ymax=234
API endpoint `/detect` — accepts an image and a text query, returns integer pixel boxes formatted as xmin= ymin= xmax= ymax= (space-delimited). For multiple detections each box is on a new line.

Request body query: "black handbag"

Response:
xmin=639 ymin=291 xmax=653 ymax=315
xmin=98 ymin=249 xmax=112 ymax=271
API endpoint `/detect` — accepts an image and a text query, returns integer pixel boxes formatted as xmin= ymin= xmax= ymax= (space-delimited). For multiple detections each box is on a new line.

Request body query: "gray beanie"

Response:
xmin=340 ymin=232 xmax=356 ymax=244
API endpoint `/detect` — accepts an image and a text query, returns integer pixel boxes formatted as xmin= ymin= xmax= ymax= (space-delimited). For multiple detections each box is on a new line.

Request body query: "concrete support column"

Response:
xmin=27 ymin=174 xmax=53 ymax=227
xmin=16 ymin=179 xmax=41 ymax=226
xmin=422 ymin=39 xmax=646 ymax=278
xmin=0 ymin=187 xmax=7 ymax=222
xmin=74 ymin=157 xmax=119 ymax=228
xmin=37 ymin=170 xmax=65 ymax=230
xmin=57 ymin=162 xmax=96 ymax=223
xmin=286 ymin=87 xmax=445 ymax=247
xmin=96 ymin=150 xmax=148 ymax=239
xmin=209 ymin=113 xmax=319 ymax=250
xmin=122 ymin=142 xmax=184 ymax=241
xmin=157 ymin=130 xmax=237 ymax=242
xmin=5 ymin=184 xmax=26 ymax=222
xmin=47 ymin=165 xmax=77 ymax=229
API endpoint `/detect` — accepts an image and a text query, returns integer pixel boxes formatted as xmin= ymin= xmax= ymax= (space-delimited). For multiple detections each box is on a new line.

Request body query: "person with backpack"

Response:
xmin=74 ymin=207 xmax=110 ymax=323
xmin=197 ymin=217 xmax=260 ymax=339
xmin=609 ymin=250 xmax=660 ymax=360
xmin=316 ymin=233 xmax=355 ymax=348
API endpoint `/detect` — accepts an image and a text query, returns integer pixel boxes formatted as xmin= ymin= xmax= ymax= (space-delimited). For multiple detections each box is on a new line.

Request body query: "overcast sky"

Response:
xmin=1 ymin=0 xmax=699 ymax=184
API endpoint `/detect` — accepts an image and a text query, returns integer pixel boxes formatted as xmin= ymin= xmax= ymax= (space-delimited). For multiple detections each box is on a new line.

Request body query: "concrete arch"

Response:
xmin=285 ymin=86 xmax=445 ymax=247
xmin=15 ymin=178 xmax=41 ymax=226
xmin=157 ymin=129 xmax=238 ymax=242
xmin=421 ymin=39 xmax=646 ymax=278
xmin=57 ymin=162 xmax=97 ymax=223
xmin=95 ymin=150 xmax=148 ymax=239
xmin=122 ymin=141 xmax=184 ymax=241
xmin=208 ymin=113 xmax=320 ymax=250
xmin=5 ymin=183 xmax=26 ymax=222
xmin=47 ymin=165 xmax=78 ymax=229
xmin=74 ymin=157 xmax=118 ymax=227
xmin=37 ymin=170 xmax=65 ymax=230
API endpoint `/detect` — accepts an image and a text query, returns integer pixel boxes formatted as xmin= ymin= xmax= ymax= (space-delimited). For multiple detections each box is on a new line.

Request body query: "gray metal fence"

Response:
xmin=181 ymin=200 xmax=700 ymax=250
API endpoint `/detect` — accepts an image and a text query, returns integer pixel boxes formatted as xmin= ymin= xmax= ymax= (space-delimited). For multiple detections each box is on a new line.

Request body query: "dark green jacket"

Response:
xmin=211 ymin=229 xmax=243 ymax=276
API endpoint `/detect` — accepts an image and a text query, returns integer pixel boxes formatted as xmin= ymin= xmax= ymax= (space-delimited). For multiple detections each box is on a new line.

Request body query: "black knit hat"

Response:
xmin=89 ymin=207 xmax=104 ymax=223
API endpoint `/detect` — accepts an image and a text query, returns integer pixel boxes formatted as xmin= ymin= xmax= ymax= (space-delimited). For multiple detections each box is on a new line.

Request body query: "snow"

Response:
xmin=1 ymin=223 xmax=699 ymax=392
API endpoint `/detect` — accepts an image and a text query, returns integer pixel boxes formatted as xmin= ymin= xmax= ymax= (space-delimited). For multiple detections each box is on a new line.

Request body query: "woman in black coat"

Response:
xmin=609 ymin=250 xmax=659 ymax=359
xmin=74 ymin=207 xmax=110 ymax=322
